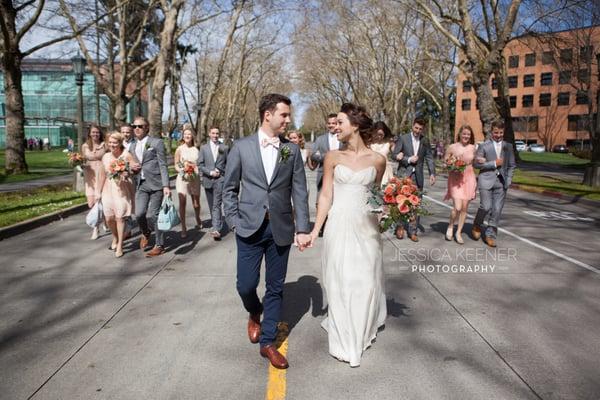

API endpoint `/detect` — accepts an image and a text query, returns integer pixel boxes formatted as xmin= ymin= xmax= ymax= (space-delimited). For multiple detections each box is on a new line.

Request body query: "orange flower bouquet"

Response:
xmin=67 ymin=152 xmax=86 ymax=175
xmin=445 ymin=155 xmax=467 ymax=173
xmin=177 ymin=160 xmax=198 ymax=182
xmin=108 ymin=157 xmax=131 ymax=181
xmin=368 ymin=176 xmax=429 ymax=233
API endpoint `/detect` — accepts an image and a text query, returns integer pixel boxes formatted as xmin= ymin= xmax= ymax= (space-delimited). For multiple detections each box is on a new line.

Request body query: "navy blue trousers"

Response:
xmin=236 ymin=218 xmax=291 ymax=346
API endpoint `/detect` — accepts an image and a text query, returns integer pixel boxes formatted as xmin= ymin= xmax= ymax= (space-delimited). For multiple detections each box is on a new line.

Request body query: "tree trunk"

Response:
xmin=472 ymin=69 xmax=500 ymax=138
xmin=2 ymin=52 xmax=28 ymax=174
xmin=113 ymin=98 xmax=127 ymax=126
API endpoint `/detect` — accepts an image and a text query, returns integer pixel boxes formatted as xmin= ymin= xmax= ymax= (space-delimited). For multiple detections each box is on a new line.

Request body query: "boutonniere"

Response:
xmin=279 ymin=145 xmax=291 ymax=163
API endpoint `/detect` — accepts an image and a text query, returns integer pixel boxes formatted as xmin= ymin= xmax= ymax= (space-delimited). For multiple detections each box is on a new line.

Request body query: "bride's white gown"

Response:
xmin=321 ymin=164 xmax=387 ymax=367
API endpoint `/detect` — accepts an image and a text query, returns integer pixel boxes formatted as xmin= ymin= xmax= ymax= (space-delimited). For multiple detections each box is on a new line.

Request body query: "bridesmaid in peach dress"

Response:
xmin=174 ymin=127 xmax=201 ymax=238
xmin=98 ymin=132 xmax=138 ymax=257
xmin=444 ymin=125 xmax=477 ymax=244
xmin=370 ymin=121 xmax=395 ymax=185
xmin=82 ymin=125 xmax=107 ymax=239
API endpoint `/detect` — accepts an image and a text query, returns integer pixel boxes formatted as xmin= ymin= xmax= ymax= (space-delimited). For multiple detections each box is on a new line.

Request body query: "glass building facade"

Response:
xmin=0 ymin=59 xmax=147 ymax=148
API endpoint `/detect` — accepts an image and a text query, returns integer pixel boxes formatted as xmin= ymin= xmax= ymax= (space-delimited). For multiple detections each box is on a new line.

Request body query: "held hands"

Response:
xmin=409 ymin=155 xmax=419 ymax=164
xmin=163 ymin=187 xmax=171 ymax=197
xmin=295 ymin=233 xmax=312 ymax=251
xmin=395 ymin=151 xmax=404 ymax=161
xmin=476 ymin=157 xmax=486 ymax=164
xmin=210 ymin=169 xmax=220 ymax=178
xmin=495 ymin=158 xmax=503 ymax=167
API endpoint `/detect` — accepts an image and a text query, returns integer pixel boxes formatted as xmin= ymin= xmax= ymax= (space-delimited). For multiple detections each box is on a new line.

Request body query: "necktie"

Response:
xmin=261 ymin=137 xmax=280 ymax=148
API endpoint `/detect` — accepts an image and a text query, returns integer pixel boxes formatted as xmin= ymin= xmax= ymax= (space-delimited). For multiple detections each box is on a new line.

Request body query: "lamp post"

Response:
xmin=72 ymin=54 xmax=86 ymax=151
xmin=71 ymin=54 xmax=86 ymax=192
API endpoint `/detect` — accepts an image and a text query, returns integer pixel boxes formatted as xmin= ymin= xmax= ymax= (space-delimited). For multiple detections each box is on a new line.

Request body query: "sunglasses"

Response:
xmin=132 ymin=124 xmax=146 ymax=129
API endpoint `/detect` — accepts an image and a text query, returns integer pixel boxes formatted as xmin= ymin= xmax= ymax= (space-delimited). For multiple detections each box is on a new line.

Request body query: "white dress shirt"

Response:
xmin=210 ymin=141 xmax=219 ymax=162
xmin=411 ymin=134 xmax=421 ymax=156
xmin=136 ymin=135 xmax=149 ymax=179
xmin=258 ymin=129 xmax=278 ymax=184
xmin=328 ymin=133 xmax=339 ymax=151
xmin=494 ymin=141 xmax=503 ymax=159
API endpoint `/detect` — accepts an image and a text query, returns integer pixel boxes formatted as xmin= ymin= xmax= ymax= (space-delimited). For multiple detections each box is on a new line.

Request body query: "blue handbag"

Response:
xmin=157 ymin=195 xmax=180 ymax=231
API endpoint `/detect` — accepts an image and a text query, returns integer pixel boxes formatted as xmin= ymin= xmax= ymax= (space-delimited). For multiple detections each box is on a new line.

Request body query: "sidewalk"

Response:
xmin=0 ymin=173 xmax=72 ymax=192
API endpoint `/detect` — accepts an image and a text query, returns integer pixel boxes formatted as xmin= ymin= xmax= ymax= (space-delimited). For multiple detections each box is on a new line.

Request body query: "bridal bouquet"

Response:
xmin=67 ymin=152 xmax=86 ymax=175
xmin=108 ymin=157 xmax=131 ymax=181
xmin=177 ymin=160 xmax=197 ymax=182
xmin=444 ymin=155 xmax=467 ymax=173
xmin=368 ymin=176 xmax=428 ymax=233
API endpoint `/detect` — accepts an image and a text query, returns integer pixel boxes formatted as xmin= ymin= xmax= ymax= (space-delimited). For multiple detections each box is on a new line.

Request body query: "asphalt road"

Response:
xmin=1 ymin=170 xmax=599 ymax=400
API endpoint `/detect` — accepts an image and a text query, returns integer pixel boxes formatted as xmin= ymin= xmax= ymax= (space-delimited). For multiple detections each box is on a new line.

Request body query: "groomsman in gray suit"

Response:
xmin=309 ymin=113 xmax=338 ymax=236
xmin=391 ymin=117 xmax=436 ymax=242
xmin=472 ymin=120 xmax=516 ymax=247
xmin=199 ymin=127 xmax=228 ymax=240
xmin=130 ymin=116 xmax=171 ymax=257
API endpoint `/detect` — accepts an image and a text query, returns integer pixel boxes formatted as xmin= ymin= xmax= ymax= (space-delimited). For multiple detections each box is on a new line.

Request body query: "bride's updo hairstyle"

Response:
xmin=340 ymin=102 xmax=375 ymax=145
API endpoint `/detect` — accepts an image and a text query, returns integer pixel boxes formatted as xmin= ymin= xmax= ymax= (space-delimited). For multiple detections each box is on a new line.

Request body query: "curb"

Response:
xmin=510 ymin=183 xmax=600 ymax=207
xmin=0 ymin=174 xmax=179 ymax=241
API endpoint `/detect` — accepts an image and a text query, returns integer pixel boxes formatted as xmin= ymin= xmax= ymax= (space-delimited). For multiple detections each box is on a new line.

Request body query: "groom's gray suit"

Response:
xmin=223 ymin=133 xmax=310 ymax=346
xmin=473 ymin=139 xmax=516 ymax=239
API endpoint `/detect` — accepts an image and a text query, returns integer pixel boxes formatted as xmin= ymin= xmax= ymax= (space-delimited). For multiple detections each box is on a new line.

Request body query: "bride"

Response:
xmin=309 ymin=103 xmax=387 ymax=367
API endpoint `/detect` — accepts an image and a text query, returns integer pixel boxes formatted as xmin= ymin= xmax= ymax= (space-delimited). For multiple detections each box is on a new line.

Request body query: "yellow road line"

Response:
xmin=265 ymin=323 xmax=289 ymax=400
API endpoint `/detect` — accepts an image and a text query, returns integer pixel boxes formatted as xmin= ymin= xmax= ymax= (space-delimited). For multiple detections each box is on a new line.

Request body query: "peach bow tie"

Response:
xmin=261 ymin=136 xmax=280 ymax=148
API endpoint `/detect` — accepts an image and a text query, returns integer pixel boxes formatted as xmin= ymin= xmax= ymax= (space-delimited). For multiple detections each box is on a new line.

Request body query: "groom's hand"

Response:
xmin=295 ymin=233 xmax=312 ymax=251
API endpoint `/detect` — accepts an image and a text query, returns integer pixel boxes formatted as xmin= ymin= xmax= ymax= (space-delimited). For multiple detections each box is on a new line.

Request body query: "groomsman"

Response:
xmin=199 ymin=127 xmax=229 ymax=240
xmin=310 ymin=113 xmax=338 ymax=236
xmin=391 ymin=117 xmax=436 ymax=242
xmin=130 ymin=116 xmax=171 ymax=257
xmin=121 ymin=123 xmax=135 ymax=152
xmin=472 ymin=120 xmax=516 ymax=247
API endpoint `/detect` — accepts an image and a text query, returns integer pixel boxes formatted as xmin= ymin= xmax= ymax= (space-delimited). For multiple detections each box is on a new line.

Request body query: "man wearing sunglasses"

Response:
xmin=130 ymin=116 xmax=171 ymax=257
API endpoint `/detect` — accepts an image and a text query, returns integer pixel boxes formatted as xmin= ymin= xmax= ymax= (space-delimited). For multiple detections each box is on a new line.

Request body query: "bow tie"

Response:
xmin=261 ymin=136 xmax=280 ymax=148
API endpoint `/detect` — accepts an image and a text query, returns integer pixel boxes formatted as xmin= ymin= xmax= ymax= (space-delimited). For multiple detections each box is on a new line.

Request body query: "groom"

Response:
xmin=223 ymin=93 xmax=311 ymax=369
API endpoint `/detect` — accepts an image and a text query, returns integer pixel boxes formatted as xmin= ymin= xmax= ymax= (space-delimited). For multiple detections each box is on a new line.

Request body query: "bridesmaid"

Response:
xmin=82 ymin=125 xmax=107 ymax=240
xmin=444 ymin=125 xmax=477 ymax=244
xmin=174 ymin=127 xmax=201 ymax=238
xmin=370 ymin=121 xmax=395 ymax=185
xmin=98 ymin=132 xmax=138 ymax=257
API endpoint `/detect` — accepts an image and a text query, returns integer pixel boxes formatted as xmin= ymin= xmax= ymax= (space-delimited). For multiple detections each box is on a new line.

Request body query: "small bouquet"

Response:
xmin=108 ymin=157 xmax=131 ymax=181
xmin=177 ymin=160 xmax=198 ymax=182
xmin=445 ymin=155 xmax=467 ymax=173
xmin=67 ymin=152 xmax=86 ymax=175
xmin=368 ymin=176 xmax=429 ymax=233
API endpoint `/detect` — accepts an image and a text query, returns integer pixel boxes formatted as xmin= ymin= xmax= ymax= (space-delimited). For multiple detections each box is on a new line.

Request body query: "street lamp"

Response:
xmin=71 ymin=53 xmax=85 ymax=151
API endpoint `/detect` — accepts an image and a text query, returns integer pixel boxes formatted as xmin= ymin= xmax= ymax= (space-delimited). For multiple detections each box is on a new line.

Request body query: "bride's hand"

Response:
xmin=296 ymin=233 xmax=312 ymax=251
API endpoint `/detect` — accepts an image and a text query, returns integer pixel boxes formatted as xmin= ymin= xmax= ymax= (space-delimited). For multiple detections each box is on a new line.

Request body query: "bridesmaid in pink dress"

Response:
xmin=444 ymin=125 xmax=477 ymax=244
xmin=98 ymin=132 xmax=139 ymax=257
xmin=82 ymin=125 xmax=107 ymax=240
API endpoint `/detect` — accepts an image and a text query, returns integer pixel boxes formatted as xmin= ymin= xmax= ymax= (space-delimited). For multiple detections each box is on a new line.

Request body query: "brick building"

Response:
xmin=455 ymin=26 xmax=599 ymax=148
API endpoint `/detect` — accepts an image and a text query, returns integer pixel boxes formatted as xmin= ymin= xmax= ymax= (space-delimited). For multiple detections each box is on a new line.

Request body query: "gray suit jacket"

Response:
xmin=130 ymin=136 xmax=170 ymax=190
xmin=222 ymin=134 xmax=310 ymax=246
xmin=198 ymin=142 xmax=228 ymax=189
xmin=310 ymin=133 xmax=342 ymax=190
xmin=391 ymin=133 xmax=435 ymax=190
xmin=473 ymin=140 xmax=516 ymax=190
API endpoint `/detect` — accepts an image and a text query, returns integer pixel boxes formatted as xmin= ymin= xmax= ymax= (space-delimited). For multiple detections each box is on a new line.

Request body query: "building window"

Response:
xmin=557 ymin=92 xmax=570 ymax=106
xmin=576 ymin=91 xmax=589 ymax=105
xmin=462 ymin=80 xmax=472 ymax=92
xmin=513 ymin=116 xmax=539 ymax=132
xmin=522 ymin=95 xmax=534 ymax=107
xmin=580 ymin=45 xmax=593 ymax=62
xmin=542 ymin=51 xmax=553 ymax=65
xmin=540 ymin=72 xmax=553 ymax=86
xmin=560 ymin=48 xmax=573 ymax=64
xmin=523 ymin=74 xmax=535 ymax=87
xmin=461 ymin=99 xmax=471 ymax=110
xmin=509 ymin=96 xmax=517 ymax=108
xmin=559 ymin=70 xmax=571 ymax=84
xmin=508 ymin=75 xmax=518 ymax=88
xmin=491 ymin=78 xmax=498 ymax=90
xmin=539 ymin=93 xmax=551 ymax=107
xmin=525 ymin=53 xmax=536 ymax=66
xmin=508 ymin=55 xmax=519 ymax=68
xmin=577 ymin=69 xmax=589 ymax=83
xmin=568 ymin=115 xmax=589 ymax=131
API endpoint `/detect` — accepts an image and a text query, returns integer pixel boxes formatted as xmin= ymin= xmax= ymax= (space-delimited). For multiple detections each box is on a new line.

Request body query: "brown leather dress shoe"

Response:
xmin=395 ymin=226 xmax=405 ymax=240
xmin=140 ymin=234 xmax=149 ymax=250
xmin=248 ymin=313 xmax=261 ymax=344
xmin=260 ymin=345 xmax=289 ymax=369
xmin=471 ymin=226 xmax=481 ymax=241
xmin=409 ymin=234 xmax=419 ymax=242
xmin=145 ymin=246 xmax=165 ymax=257
xmin=484 ymin=237 xmax=497 ymax=248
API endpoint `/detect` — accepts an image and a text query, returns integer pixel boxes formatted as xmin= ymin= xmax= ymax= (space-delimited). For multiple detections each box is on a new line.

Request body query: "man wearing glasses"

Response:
xmin=130 ymin=116 xmax=171 ymax=257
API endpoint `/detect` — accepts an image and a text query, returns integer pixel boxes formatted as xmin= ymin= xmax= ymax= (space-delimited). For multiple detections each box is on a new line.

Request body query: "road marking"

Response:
xmin=265 ymin=324 xmax=289 ymax=400
xmin=523 ymin=210 xmax=594 ymax=222
xmin=424 ymin=195 xmax=600 ymax=275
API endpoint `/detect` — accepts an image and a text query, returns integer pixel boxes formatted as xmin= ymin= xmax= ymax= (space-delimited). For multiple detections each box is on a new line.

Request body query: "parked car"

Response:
xmin=515 ymin=140 xmax=529 ymax=152
xmin=530 ymin=144 xmax=546 ymax=153
xmin=552 ymin=144 xmax=569 ymax=153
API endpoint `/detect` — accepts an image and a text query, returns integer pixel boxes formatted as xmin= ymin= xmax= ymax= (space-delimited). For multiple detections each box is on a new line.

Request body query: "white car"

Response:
xmin=529 ymin=144 xmax=546 ymax=153
xmin=515 ymin=141 xmax=528 ymax=152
